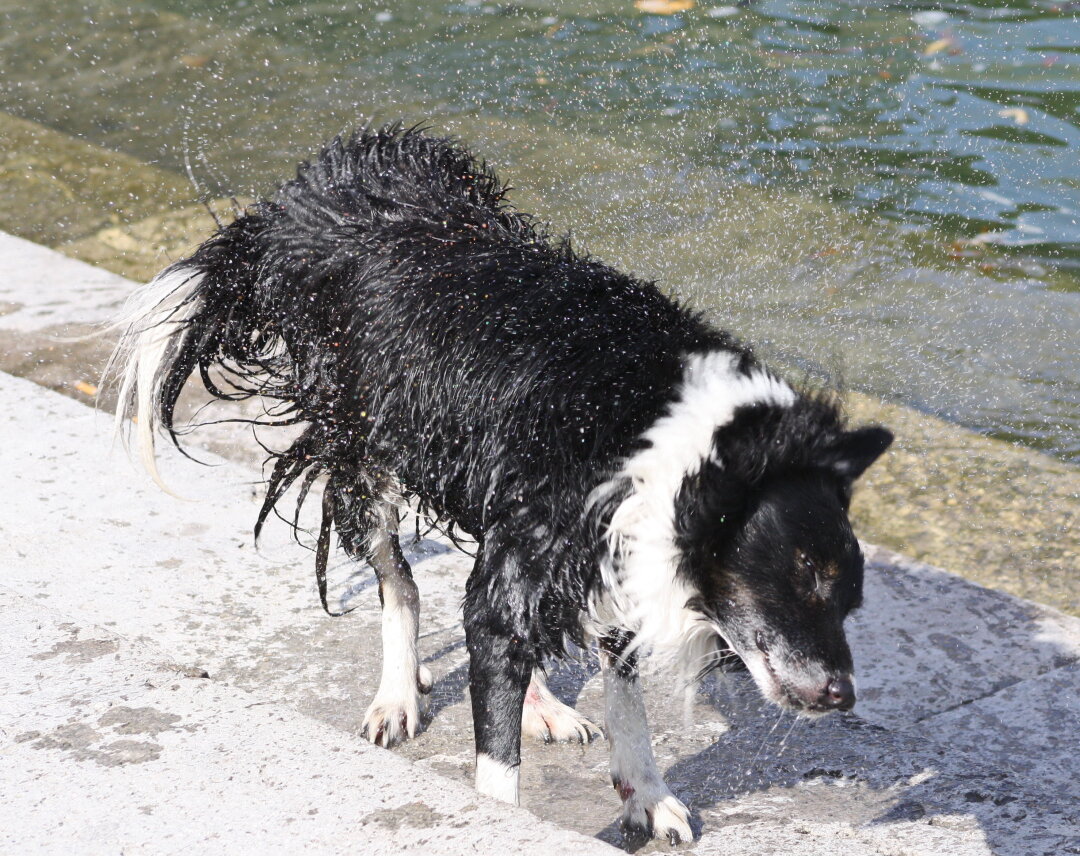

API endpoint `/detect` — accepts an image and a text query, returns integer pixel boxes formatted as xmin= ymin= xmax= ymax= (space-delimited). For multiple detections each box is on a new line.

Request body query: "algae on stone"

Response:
xmin=0 ymin=111 xmax=194 ymax=248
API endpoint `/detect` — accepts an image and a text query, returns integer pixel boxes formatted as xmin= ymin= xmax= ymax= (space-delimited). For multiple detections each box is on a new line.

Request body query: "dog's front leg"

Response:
xmin=464 ymin=614 xmax=534 ymax=805
xmin=600 ymin=633 xmax=693 ymax=845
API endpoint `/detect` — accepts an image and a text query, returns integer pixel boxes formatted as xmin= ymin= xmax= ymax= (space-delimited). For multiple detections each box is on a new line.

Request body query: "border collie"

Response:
xmin=109 ymin=125 xmax=892 ymax=843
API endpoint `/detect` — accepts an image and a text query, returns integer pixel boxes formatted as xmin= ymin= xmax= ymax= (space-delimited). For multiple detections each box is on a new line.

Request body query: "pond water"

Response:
xmin=1 ymin=0 xmax=1078 ymax=459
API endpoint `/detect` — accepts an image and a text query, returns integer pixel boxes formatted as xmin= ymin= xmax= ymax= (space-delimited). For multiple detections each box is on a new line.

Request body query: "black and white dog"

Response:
xmin=110 ymin=125 xmax=891 ymax=843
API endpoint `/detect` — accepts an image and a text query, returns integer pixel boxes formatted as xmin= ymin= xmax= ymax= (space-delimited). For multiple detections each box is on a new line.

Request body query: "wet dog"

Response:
xmin=110 ymin=125 xmax=892 ymax=843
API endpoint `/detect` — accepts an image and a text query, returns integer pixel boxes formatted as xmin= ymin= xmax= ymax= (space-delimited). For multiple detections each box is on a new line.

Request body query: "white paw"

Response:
xmin=418 ymin=664 xmax=433 ymax=694
xmin=521 ymin=680 xmax=600 ymax=743
xmin=362 ymin=667 xmax=431 ymax=747
xmin=619 ymin=788 xmax=693 ymax=845
xmin=647 ymin=794 xmax=693 ymax=845
xmin=476 ymin=753 xmax=520 ymax=805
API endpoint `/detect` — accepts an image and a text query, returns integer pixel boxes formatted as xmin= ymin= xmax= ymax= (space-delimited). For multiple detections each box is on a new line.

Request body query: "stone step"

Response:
xmin=0 ymin=585 xmax=618 ymax=856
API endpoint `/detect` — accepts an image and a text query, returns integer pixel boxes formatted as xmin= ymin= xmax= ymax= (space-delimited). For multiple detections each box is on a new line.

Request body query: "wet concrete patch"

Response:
xmin=98 ymin=706 xmax=182 ymax=737
xmin=361 ymin=801 xmax=449 ymax=831
xmin=26 ymin=722 xmax=164 ymax=768
xmin=28 ymin=722 xmax=102 ymax=754
xmin=90 ymin=739 xmax=164 ymax=767
xmin=31 ymin=635 xmax=120 ymax=664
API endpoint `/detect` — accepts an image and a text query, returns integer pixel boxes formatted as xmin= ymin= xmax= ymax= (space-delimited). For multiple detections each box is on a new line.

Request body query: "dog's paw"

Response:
xmin=521 ymin=680 xmax=600 ymax=744
xmin=362 ymin=668 xmax=431 ymax=747
xmin=361 ymin=696 xmax=421 ymax=747
xmin=418 ymin=664 xmax=434 ymax=694
xmin=618 ymin=788 xmax=693 ymax=846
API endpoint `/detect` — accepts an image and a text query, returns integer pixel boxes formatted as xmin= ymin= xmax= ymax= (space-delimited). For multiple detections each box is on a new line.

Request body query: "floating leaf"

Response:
xmin=998 ymin=108 xmax=1030 ymax=126
xmin=923 ymin=37 xmax=953 ymax=56
xmin=635 ymin=0 xmax=696 ymax=14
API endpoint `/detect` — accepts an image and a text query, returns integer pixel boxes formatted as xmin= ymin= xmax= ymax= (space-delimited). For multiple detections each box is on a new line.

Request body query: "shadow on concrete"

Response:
xmin=641 ymin=619 xmax=1080 ymax=856
xmin=312 ymin=537 xmax=1080 ymax=855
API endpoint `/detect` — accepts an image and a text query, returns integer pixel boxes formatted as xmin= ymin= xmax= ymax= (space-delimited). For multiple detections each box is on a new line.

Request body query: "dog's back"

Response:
xmin=114 ymin=126 xmax=739 ymax=541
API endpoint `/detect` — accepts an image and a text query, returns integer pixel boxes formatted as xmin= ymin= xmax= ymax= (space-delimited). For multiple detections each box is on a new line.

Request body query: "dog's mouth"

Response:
xmin=717 ymin=628 xmax=848 ymax=717
xmin=710 ymin=626 xmax=786 ymax=706
xmin=711 ymin=634 xmax=748 ymax=673
xmin=751 ymin=631 xmax=806 ymax=711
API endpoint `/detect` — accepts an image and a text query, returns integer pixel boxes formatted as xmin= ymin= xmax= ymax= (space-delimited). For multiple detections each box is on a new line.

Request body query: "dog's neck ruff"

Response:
xmin=598 ymin=350 xmax=796 ymax=661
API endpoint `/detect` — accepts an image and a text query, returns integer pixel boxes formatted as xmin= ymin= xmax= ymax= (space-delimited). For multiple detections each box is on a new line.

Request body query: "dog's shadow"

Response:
xmin=592 ymin=670 xmax=1045 ymax=854
xmin=588 ymin=676 xmax=879 ymax=851
xmin=421 ymin=640 xmax=601 ymax=725
xmin=401 ymin=642 xmax=976 ymax=855
xmin=421 ymin=638 xmax=470 ymax=723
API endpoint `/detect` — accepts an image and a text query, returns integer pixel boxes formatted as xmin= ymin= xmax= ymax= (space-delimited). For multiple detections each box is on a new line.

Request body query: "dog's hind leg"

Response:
xmin=361 ymin=506 xmax=434 ymax=747
xmin=601 ymin=632 xmax=693 ymax=845
xmin=331 ymin=472 xmax=432 ymax=747
xmin=521 ymin=668 xmax=600 ymax=744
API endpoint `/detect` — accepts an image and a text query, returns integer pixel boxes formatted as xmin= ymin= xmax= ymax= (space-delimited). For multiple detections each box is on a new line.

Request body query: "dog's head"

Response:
xmin=674 ymin=402 xmax=892 ymax=715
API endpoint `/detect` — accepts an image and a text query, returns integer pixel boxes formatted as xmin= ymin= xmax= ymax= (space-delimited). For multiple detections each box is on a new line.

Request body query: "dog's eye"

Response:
xmin=793 ymin=551 xmax=825 ymax=601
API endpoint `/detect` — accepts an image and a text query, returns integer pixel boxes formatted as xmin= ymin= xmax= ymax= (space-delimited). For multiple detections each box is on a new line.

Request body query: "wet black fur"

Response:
xmin=141 ymin=125 xmax=890 ymax=787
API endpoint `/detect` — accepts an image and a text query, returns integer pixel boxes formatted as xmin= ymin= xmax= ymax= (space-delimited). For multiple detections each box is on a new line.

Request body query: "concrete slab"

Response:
xmin=0 ymin=586 xmax=619 ymax=856
xmin=0 ymin=231 xmax=133 ymax=332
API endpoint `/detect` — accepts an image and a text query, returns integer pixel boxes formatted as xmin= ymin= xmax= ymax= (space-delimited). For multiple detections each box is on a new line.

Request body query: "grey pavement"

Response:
xmin=1 ymin=231 xmax=1078 ymax=855
xmin=0 ymin=581 xmax=616 ymax=856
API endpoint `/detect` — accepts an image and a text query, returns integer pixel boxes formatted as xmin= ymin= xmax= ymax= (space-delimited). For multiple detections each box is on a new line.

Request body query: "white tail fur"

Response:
xmin=103 ymin=267 xmax=205 ymax=491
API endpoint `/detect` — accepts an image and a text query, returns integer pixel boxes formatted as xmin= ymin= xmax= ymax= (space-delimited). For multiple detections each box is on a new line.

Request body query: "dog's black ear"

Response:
xmin=825 ymin=426 xmax=893 ymax=481
xmin=674 ymin=460 xmax=748 ymax=563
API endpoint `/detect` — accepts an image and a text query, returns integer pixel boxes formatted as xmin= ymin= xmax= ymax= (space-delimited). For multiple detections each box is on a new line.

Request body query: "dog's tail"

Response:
xmin=104 ymin=188 xmax=305 ymax=493
xmin=106 ymin=263 xmax=211 ymax=491
xmin=106 ymin=123 xmax=521 ymax=492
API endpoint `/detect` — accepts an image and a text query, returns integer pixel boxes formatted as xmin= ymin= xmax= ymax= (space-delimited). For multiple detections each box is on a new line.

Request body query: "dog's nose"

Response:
xmin=822 ymin=676 xmax=856 ymax=710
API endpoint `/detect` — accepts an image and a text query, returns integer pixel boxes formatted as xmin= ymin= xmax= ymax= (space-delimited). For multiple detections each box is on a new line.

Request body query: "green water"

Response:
xmin=1 ymin=0 xmax=1078 ymax=458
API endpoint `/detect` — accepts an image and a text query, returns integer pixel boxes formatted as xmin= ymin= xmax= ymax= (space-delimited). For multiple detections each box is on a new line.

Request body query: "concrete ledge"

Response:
xmin=0 ymin=586 xmax=617 ymax=856
xmin=0 ymin=231 xmax=135 ymax=332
